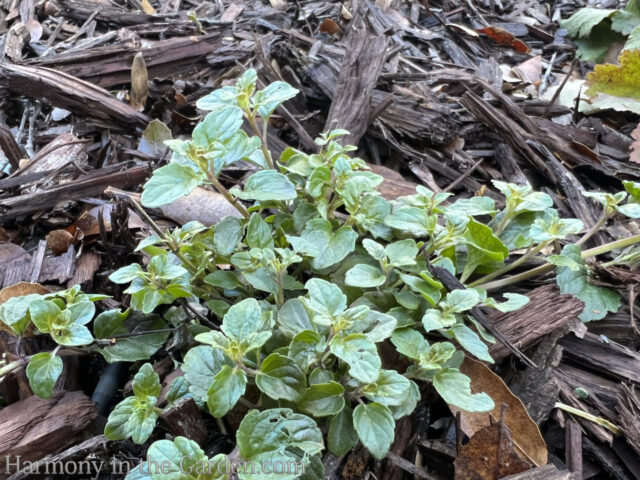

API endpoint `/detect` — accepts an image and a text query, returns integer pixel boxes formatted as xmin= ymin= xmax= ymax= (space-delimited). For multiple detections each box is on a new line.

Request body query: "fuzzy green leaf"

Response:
xmin=26 ymin=352 xmax=63 ymax=399
xmin=561 ymin=8 xmax=616 ymax=38
xmin=288 ymin=219 xmax=358 ymax=270
xmin=141 ymin=162 xmax=205 ymax=208
xmin=231 ymin=170 xmax=297 ymax=202
xmin=296 ymin=382 xmax=345 ymax=417
xmin=256 ymin=353 xmax=306 ymax=401
xmin=352 ymin=402 xmax=395 ymax=459
xmin=330 ymin=334 xmax=380 ymax=384
xmin=206 ymin=365 xmax=247 ymax=417
xmin=556 ymin=244 xmax=620 ymax=322
xmin=433 ymin=368 xmax=494 ymax=412
xmin=328 ymin=407 xmax=358 ymax=457
xmin=345 ymin=264 xmax=386 ymax=288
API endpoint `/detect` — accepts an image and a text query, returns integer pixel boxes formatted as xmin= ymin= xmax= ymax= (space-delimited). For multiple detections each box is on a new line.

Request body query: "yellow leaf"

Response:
xmin=140 ymin=0 xmax=156 ymax=15
xmin=586 ymin=49 xmax=640 ymax=99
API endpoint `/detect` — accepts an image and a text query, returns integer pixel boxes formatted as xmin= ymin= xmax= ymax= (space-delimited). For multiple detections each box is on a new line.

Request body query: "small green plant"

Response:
xmin=3 ymin=71 xmax=640 ymax=479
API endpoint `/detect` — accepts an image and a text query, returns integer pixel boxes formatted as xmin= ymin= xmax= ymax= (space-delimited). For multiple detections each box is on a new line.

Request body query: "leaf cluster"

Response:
xmin=2 ymin=72 xmax=638 ymax=476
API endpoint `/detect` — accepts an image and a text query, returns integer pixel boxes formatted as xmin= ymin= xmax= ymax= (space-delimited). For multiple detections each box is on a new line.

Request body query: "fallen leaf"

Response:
xmin=0 ymin=242 xmax=27 ymax=264
xmin=140 ymin=0 xmax=156 ymax=15
xmin=586 ymin=49 xmax=640 ymax=99
xmin=477 ymin=26 xmax=531 ymax=54
xmin=571 ymin=141 xmax=601 ymax=163
xmin=138 ymin=120 xmax=172 ymax=157
xmin=130 ymin=52 xmax=149 ymax=112
xmin=51 ymin=107 xmax=71 ymax=122
xmin=0 ymin=282 xmax=50 ymax=337
xmin=447 ymin=358 xmax=548 ymax=467
xmin=631 ymin=123 xmax=640 ymax=163
xmin=46 ymin=229 xmax=74 ymax=255
xmin=512 ymin=55 xmax=542 ymax=86
xmin=319 ymin=18 xmax=340 ymax=35
xmin=447 ymin=23 xmax=480 ymax=38
xmin=25 ymin=19 xmax=42 ymax=42
xmin=269 ymin=0 xmax=286 ymax=10
xmin=454 ymin=421 xmax=533 ymax=479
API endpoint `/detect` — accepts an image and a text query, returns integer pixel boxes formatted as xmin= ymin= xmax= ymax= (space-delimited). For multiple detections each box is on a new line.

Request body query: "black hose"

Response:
xmin=91 ymin=362 xmax=128 ymax=416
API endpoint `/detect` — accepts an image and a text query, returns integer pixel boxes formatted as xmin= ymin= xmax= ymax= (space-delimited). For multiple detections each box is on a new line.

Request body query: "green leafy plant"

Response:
xmin=562 ymin=0 xmax=640 ymax=62
xmin=3 ymin=71 xmax=640 ymax=476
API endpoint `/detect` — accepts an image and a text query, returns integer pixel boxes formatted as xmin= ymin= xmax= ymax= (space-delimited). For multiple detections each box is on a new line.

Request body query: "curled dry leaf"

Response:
xmin=477 ymin=26 xmax=531 ymax=54
xmin=25 ymin=19 xmax=43 ymax=42
xmin=454 ymin=421 xmax=533 ymax=480
xmin=319 ymin=18 xmax=340 ymax=35
xmin=130 ymin=52 xmax=149 ymax=112
xmin=447 ymin=357 xmax=548 ymax=467
xmin=0 ymin=282 xmax=50 ymax=337
xmin=46 ymin=229 xmax=74 ymax=255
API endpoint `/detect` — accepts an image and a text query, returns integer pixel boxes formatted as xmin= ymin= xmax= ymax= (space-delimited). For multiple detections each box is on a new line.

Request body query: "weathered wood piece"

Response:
xmin=489 ymin=285 xmax=584 ymax=361
xmin=160 ymin=397 xmax=207 ymax=446
xmin=501 ymin=465 xmax=576 ymax=480
xmin=0 ymin=123 xmax=22 ymax=170
xmin=617 ymin=383 xmax=640 ymax=456
xmin=57 ymin=0 xmax=172 ymax=25
xmin=7 ymin=435 xmax=112 ymax=480
xmin=509 ymin=333 xmax=564 ymax=424
xmin=0 ymin=64 xmax=149 ymax=129
xmin=565 ymin=420 xmax=582 ymax=479
xmin=324 ymin=2 xmax=388 ymax=146
xmin=559 ymin=332 xmax=640 ymax=384
xmin=0 ymin=391 xmax=97 ymax=478
xmin=0 ymin=164 xmax=150 ymax=221
xmin=32 ymin=34 xmax=224 ymax=88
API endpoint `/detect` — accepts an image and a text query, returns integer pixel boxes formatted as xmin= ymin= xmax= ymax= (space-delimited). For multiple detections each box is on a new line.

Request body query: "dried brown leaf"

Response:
xmin=454 ymin=422 xmax=532 ymax=480
xmin=130 ymin=52 xmax=149 ymax=112
xmin=46 ymin=229 xmax=74 ymax=255
xmin=448 ymin=358 xmax=548 ymax=467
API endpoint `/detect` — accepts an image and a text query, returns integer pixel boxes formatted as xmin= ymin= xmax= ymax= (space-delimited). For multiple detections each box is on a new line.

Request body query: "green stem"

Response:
xmin=468 ymin=241 xmax=548 ymax=287
xmin=494 ymin=208 xmax=513 ymax=236
xmin=130 ymin=200 xmax=199 ymax=272
xmin=476 ymin=233 xmax=640 ymax=291
xmin=576 ymin=213 xmax=610 ymax=246
xmin=0 ymin=358 xmax=26 ymax=377
xmin=276 ymin=270 xmax=285 ymax=308
xmin=247 ymin=112 xmax=275 ymax=170
xmin=207 ymin=173 xmax=250 ymax=219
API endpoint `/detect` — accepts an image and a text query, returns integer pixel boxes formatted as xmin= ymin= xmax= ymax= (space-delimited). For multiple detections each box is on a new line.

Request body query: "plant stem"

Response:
xmin=0 ymin=358 xmax=26 ymax=377
xmin=576 ymin=213 xmax=610 ymax=246
xmin=476 ymin=233 xmax=640 ymax=291
xmin=130 ymin=200 xmax=199 ymax=272
xmin=468 ymin=242 xmax=548 ymax=287
xmin=207 ymin=173 xmax=250 ymax=219
xmin=247 ymin=112 xmax=275 ymax=170
xmin=494 ymin=209 xmax=512 ymax=236
xmin=276 ymin=270 xmax=285 ymax=308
